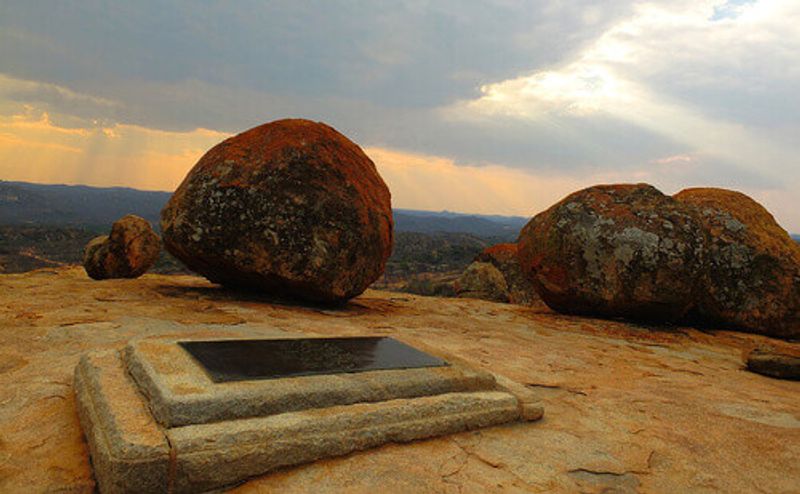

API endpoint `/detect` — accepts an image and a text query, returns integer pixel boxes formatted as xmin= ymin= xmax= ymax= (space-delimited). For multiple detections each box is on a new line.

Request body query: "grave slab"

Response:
xmin=74 ymin=335 xmax=543 ymax=493
xmin=124 ymin=336 xmax=499 ymax=428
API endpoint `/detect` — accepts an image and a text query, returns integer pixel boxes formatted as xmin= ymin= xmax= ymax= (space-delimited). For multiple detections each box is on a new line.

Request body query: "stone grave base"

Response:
xmin=74 ymin=337 xmax=543 ymax=493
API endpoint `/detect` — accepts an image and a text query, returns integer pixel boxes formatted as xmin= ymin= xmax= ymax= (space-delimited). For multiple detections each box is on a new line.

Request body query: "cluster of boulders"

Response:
xmin=83 ymin=119 xmax=393 ymax=304
xmin=82 ymin=118 xmax=797 ymax=343
xmin=516 ymin=183 xmax=800 ymax=339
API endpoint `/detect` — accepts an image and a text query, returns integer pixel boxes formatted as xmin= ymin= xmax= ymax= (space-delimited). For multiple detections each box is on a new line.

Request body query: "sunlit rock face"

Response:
xmin=161 ymin=119 xmax=393 ymax=303
xmin=675 ymin=188 xmax=800 ymax=338
xmin=82 ymin=214 xmax=161 ymax=280
xmin=517 ymin=184 xmax=705 ymax=321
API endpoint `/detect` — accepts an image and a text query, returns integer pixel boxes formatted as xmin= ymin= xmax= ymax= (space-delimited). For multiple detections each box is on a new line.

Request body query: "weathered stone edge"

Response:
xmin=122 ymin=343 xmax=174 ymax=427
xmin=167 ymin=391 xmax=525 ymax=493
xmin=73 ymin=352 xmax=171 ymax=494
xmin=399 ymin=339 xmax=545 ymax=422
xmin=77 ymin=347 xmax=545 ymax=494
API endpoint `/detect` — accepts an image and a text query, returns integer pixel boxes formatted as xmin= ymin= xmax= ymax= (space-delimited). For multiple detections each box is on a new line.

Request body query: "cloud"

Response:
xmin=367 ymin=146 xmax=588 ymax=217
xmin=0 ymin=107 xmax=226 ymax=190
xmin=0 ymin=104 xmax=585 ymax=217
xmin=443 ymin=1 xmax=800 ymax=220
xmin=1 ymin=1 xmax=799 ymax=231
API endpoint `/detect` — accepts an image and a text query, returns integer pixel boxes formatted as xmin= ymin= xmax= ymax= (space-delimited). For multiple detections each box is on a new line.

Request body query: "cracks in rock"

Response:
xmin=40 ymin=393 xmax=66 ymax=402
xmin=569 ymin=468 xmax=630 ymax=477
xmin=567 ymin=467 xmax=646 ymax=492
xmin=568 ymin=461 xmax=653 ymax=478
xmin=440 ymin=449 xmax=468 ymax=479
xmin=458 ymin=444 xmax=503 ymax=470
xmin=567 ymin=449 xmax=656 ymax=493
xmin=670 ymin=368 xmax=705 ymax=376
xmin=525 ymin=383 xmax=588 ymax=396
xmin=440 ymin=451 xmax=468 ymax=494
xmin=28 ymin=437 xmax=48 ymax=450
xmin=443 ymin=439 xmax=538 ymax=491
xmin=43 ymin=379 xmax=70 ymax=388
xmin=646 ymin=450 xmax=656 ymax=470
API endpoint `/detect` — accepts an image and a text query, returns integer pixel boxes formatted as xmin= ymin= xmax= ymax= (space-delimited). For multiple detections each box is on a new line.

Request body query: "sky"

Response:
xmin=0 ymin=0 xmax=798 ymax=231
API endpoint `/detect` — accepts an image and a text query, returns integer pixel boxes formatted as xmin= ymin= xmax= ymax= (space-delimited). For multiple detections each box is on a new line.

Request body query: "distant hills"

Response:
xmin=393 ymin=209 xmax=526 ymax=238
xmin=0 ymin=181 xmax=528 ymax=240
xmin=0 ymin=181 xmax=167 ymax=227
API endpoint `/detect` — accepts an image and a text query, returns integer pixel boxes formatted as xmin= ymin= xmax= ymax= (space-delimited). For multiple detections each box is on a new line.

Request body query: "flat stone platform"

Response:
xmin=123 ymin=337 xmax=501 ymax=428
xmin=75 ymin=336 xmax=543 ymax=493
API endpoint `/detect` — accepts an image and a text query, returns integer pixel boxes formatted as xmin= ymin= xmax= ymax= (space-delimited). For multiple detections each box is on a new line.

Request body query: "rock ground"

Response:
xmin=0 ymin=267 xmax=798 ymax=493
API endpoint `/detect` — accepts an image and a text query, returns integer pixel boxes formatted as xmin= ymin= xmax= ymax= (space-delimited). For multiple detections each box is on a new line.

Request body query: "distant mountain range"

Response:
xmin=0 ymin=181 xmax=168 ymax=227
xmin=0 ymin=181 xmax=528 ymax=240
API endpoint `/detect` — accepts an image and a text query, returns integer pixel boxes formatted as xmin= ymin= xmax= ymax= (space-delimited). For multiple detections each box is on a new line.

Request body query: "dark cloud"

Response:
xmin=1 ymin=0 xmax=798 ymax=231
xmin=0 ymin=1 xmax=633 ymax=126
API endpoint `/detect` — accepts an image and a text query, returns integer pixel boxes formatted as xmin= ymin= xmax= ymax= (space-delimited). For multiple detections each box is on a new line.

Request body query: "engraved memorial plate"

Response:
xmin=179 ymin=337 xmax=449 ymax=383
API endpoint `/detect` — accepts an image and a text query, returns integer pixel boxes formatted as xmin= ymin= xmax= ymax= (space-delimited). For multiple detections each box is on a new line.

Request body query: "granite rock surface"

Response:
xmin=0 ymin=267 xmax=798 ymax=493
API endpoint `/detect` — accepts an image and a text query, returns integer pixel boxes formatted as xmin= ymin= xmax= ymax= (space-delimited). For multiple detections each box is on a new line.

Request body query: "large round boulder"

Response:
xmin=674 ymin=188 xmax=800 ymax=338
xmin=161 ymin=119 xmax=393 ymax=303
xmin=517 ymin=183 xmax=705 ymax=321
xmin=83 ymin=215 xmax=161 ymax=280
xmin=474 ymin=243 xmax=541 ymax=306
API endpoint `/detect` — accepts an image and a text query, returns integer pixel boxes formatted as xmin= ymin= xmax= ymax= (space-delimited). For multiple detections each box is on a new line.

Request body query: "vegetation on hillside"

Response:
xmin=0 ymin=226 xmax=499 ymax=296
xmin=0 ymin=225 xmax=186 ymax=275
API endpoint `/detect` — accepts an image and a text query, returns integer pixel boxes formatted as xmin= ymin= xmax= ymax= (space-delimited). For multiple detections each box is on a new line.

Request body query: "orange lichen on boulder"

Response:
xmin=675 ymin=187 xmax=800 ymax=338
xmin=480 ymin=243 xmax=519 ymax=261
xmin=517 ymin=184 xmax=705 ymax=321
xmin=161 ymin=119 xmax=393 ymax=303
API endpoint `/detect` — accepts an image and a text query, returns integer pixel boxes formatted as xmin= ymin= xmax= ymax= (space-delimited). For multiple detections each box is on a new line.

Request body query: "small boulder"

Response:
xmin=674 ymin=188 xmax=800 ymax=338
xmin=161 ymin=119 xmax=393 ymax=303
xmin=517 ymin=183 xmax=705 ymax=321
xmin=83 ymin=215 xmax=161 ymax=280
xmin=474 ymin=243 xmax=541 ymax=306
xmin=454 ymin=262 xmax=509 ymax=302
xmin=746 ymin=347 xmax=800 ymax=381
